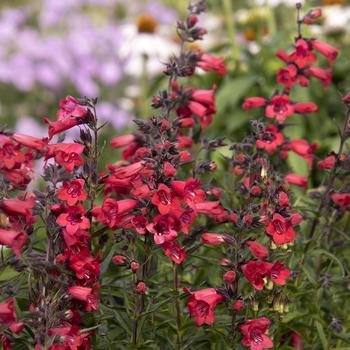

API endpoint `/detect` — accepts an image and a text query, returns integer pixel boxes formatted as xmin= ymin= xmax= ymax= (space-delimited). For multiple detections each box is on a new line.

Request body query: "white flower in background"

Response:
xmin=323 ymin=5 xmax=350 ymax=33
xmin=119 ymin=21 xmax=178 ymax=77
xmin=119 ymin=10 xmax=178 ymax=77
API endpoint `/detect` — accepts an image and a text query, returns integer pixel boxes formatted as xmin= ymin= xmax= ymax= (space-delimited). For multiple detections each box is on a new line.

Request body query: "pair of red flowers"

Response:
xmin=187 ymin=289 xmax=273 ymax=350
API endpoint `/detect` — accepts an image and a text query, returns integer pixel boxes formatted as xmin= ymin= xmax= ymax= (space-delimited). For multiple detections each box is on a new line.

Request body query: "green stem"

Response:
xmin=222 ymin=0 xmax=240 ymax=62
xmin=296 ymin=107 xmax=350 ymax=284
xmin=173 ymin=263 xmax=182 ymax=348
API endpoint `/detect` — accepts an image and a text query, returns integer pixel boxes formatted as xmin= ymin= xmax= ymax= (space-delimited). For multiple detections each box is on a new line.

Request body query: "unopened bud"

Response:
xmin=131 ymin=261 xmax=140 ymax=271
xmin=224 ymin=270 xmax=236 ymax=284
xmin=303 ymin=8 xmax=322 ymax=25
xmin=273 ymin=300 xmax=281 ymax=312
xmin=266 ymin=280 xmax=274 ymax=290
xmin=187 ymin=15 xmax=198 ymax=28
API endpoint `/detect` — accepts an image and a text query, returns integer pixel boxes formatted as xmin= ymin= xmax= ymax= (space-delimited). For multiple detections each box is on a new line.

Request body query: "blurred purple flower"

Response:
xmin=15 ymin=117 xmax=46 ymax=137
xmin=96 ymin=101 xmax=130 ymax=129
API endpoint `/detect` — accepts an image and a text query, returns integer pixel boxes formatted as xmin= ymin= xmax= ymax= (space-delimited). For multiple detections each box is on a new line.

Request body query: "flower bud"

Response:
xmin=266 ymin=280 xmax=274 ymax=290
xmin=270 ymin=241 xmax=277 ymax=250
xmin=131 ymin=261 xmax=140 ymax=271
xmin=220 ymin=258 xmax=231 ymax=266
xmin=187 ymin=15 xmax=198 ymax=28
xmin=224 ymin=270 xmax=236 ymax=284
xmin=112 ymin=255 xmax=127 ymax=266
xmin=232 ymin=299 xmax=244 ymax=312
xmin=303 ymin=8 xmax=322 ymax=24
xmin=135 ymin=281 xmax=147 ymax=294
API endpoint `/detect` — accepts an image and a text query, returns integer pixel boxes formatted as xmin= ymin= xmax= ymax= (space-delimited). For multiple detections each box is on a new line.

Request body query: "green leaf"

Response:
xmin=302 ymin=265 xmax=317 ymax=286
xmin=100 ymin=246 xmax=116 ymax=274
xmin=0 ymin=266 xmax=20 ymax=281
xmin=311 ymin=249 xmax=346 ymax=277
xmin=215 ymin=75 xmax=257 ymax=115
xmin=316 ymin=321 xmax=328 ymax=350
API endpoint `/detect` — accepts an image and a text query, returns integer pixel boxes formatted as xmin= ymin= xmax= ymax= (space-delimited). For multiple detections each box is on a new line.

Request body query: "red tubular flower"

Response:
xmin=171 ymin=178 xmax=205 ymax=204
xmin=289 ymin=39 xmax=317 ymax=68
xmin=187 ymin=288 xmax=225 ymax=326
xmin=269 ymin=262 xmax=290 ymax=285
xmin=111 ymin=134 xmax=135 ymax=148
xmin=49 ymin=326 xmax=90 ymax=350
xmin=277 ymin=64 xmax=298 ymax=89
xmin=293 ymin=102 xmax=318 ymax=114
xmin=240 ymin=318 xmax=273 ymax=350
xmin=62 ymin=229 xmax=90 ymax=249
xmin=1 ymin=335 xmax=11 ymax=350
xmin=146 ymin=214 xmax=178 ymax=244
xmin=265 ymin=213 xmax=297 ymax=245
xmin=172 ymin=208 xmax=196 ymax=234
xmin=91 ymin=198 xmax=138 ymax=228
xmin=58 ymin=96 xmax=87 ymax=119
xmin=198 ymin=53 xmax=227 ymax=75
xmin=311 ymin=39 xmax=338 ymax=65
xmin=202 ymin=233 xmax=225 ymax=245
xmin=46 ymin=143 xmax=85 ymax=172
xmin=0 ymin=198 xmax=34 ymax=218
xmin=284 ymin=139 xmax=318 ymax=169
xmin=68 ymin=285 xmax=99 ymax=312
xmin=331 ymin=193 xmax=350 ymax=210
xmin=108 ymin=161 xmax=144 ymax=179
xmin=57 ymin=179 xmax=87 ymax=206
xmin=162 ymin=241 xmax=187 ymax=264
xmin=192 ymin=201 xmax=223 ymax=216
xmin=151 ymin=184 xmax=180 ymax=215
xmin=246 ymin=241 xmax=268 ymax=260
xmin=305 ymin=67 xmax=332 ymax=88
xmin=256 ymin=124 xmax=284 ymax=154
xmin=69 ymin=253 xmax=100 ymax=285
xmin=56 ymin=204 xmax=90 ymax=235
xmin=0 ymin=141 xmax=27 ymax=171
xmin=265 ymin=95 xmax=295 ymax=123
xmin=284 ymin=173 xmax=308 ymax=189
xmin=132 ymin=215 xmax=148 ymax=234
xmin=3 ymin=166 xmax=33 ymax=190
xmin=242 ymin=97 xmax=267 ymax=110
xmin=0 ymin=198 xmax=36 ymax=227
xmin=191 ymin=88 xmax=215 ymax=106
xmin=291 ymin=331 xmax=303 ymax=350
xmin=176 ymin=135 xmax=193 ymax=149
xmin=189 ymin=86 xmax=216 ymax=128
xmin=241 ymin=261 xmax=271 ymax=290
xmin=0 ymin=229 xmax=27 ymax=257
xmin=163 ymin=161 xmax=177 ymax=176
xmin=0 ymin=298 xmax=16 ymax=324
xmin=12 ymin=134 xmax=48 ymax=152
xmin=318 ymin=155 xmax=336 ymax=169
xmin=45 ymin=96 xmax=88 ymax=139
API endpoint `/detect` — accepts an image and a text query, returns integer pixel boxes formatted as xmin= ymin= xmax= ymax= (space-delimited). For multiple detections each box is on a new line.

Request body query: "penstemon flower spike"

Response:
xmin=0 ymin=2 xmax=349 ymax=349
